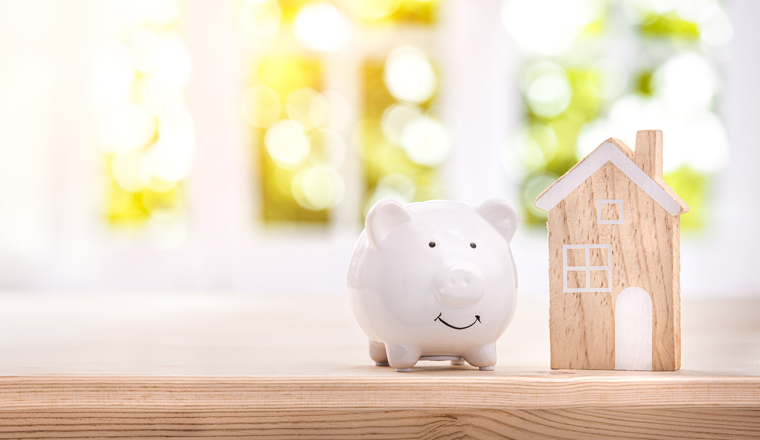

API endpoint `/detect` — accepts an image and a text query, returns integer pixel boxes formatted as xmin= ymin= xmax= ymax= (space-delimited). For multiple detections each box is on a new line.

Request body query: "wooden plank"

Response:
xmin=1 ymin=375 xmax=760 ymax=409
xmin=0 ymin=294 xmax=758 ymax=437
xmin=0 ymin=408 xmax=758 ymax=439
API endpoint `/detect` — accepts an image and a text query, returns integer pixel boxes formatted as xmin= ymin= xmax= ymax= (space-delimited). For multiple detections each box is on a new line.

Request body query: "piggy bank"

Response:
xmin=347 ymin=198 xmax=519 ymax=372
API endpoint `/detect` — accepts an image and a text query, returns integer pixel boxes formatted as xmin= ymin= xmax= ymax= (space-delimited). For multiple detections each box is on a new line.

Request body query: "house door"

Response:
xmin=615 ymin=287 xmax=652 ymax=371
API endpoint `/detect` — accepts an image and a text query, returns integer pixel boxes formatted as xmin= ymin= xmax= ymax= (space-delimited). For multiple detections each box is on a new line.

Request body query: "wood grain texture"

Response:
xmin=544 ymin=133 xmax=684 ymax=371
xmin=633 ymin=130 xmax=663 ymax=179
xmin=2 ymin=375 xmax=760 ymax=409
xmin=0 ymin=294 xmax=758 ymax=438
xmin=0 ymin=408 xmax=759 ymax=439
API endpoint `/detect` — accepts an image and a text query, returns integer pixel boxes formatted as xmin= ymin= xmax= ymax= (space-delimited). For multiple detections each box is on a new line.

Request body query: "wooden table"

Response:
xmin=0 ymin=293 xmax=758 ymax=439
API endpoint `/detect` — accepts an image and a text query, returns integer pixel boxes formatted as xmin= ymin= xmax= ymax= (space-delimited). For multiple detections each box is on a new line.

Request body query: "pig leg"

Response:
xmin=369 ymin=340 xmax=389 ymax=366
xmin=462 ymin=342 xmax=497 ymax=371
xmin=385 ymin=343 xmax=422 ymax=372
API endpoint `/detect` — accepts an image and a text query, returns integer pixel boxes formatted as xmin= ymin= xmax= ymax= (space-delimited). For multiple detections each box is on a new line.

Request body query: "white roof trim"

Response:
xmin=535 ymin=142 xmax=682 ymax=215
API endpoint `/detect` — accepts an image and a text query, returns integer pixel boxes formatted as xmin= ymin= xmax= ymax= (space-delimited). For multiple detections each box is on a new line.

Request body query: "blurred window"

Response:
xmin=240 ymin=0 xmax=441 ymax=224
xmin=92 ymin=0 xmax=193 ymax=248
xmin=246 ymin=58 xmax=341 ymax=222
xmin=360 ymin=49 xmax=448 ymax=217
xmin=503 ymin=0 xmax=732 ymax=230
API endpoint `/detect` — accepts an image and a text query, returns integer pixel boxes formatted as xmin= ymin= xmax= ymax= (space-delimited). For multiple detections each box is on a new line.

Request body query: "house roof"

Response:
xmin=534 ymin=138 xmax=689 ymax=216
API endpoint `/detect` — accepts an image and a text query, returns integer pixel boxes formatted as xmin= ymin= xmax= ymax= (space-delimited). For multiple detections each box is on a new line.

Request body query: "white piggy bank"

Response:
xmin=347 ymin=198 xmax=519 ymax=372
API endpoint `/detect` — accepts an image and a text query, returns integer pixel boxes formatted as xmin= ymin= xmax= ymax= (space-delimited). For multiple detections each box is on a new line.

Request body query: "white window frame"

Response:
xmin=563 ymin=244 xmax=612 ymax=293
xmin=597 ymin=199 xmax=624 ymax=224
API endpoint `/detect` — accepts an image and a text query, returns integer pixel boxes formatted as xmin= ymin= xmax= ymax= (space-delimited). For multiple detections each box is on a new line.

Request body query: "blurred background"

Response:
xmin=0 ymin=0 xmax=757 ymax=296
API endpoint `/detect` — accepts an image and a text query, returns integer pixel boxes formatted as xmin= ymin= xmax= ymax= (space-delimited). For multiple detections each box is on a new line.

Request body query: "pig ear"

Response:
xmin=474 ymin=198 xmax=519 ymax=244
xmin=366 ymin=199 xmax=412 ymax=250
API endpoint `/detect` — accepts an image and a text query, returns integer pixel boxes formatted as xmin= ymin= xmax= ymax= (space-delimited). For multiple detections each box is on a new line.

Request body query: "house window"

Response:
xmin=597 ymin=199 xmax=623 ymax=224
xmin=563 ymin=244 xmax=612 ymax=293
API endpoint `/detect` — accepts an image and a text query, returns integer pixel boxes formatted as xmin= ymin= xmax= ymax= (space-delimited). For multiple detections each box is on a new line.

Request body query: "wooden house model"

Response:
xmin=535 ymin=130 xmax=689 ymax=371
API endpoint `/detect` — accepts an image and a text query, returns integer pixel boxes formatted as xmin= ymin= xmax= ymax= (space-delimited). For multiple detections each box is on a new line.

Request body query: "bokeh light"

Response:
xmin=241 ymin=85 xmax=282 ymax=128
xmin=587 ymin=59 xmax=628 ymax=100
xmin=241 ymin=1 xmax=439 ymax=224
xmin=308 ymin=129 xmax=346 ymax=169
xmin=239 ymin=0 xmax=281 ymax=39
xmin=383 ymin=46 xmax=437 ymax=105
xmin=149 ymin=103 xmax=196 ymax=182
xmin=94 ymin=0 xmax=193 ymax=241
xmin=247 ymin=55 xmax=350 ymax=223
xmin=654 ymin=52 xmax=718 ymax=117
xmin=112 ymin=150 xmax=146 ymax=193
xmin=293 ymin=2 xmax=351 ymax=52
xmin=349 ymin=0 xmax=402 ymax=21
xmin=346 ymin=0 xmax=436 ymax=23
xmin=505 ymin=0 xmax=732 ymax=230
xmin=502 ymin=0 xmax=605 ymax=56
xmin=515 ymin=122 xmax=559 ymax=172
xmin=381 ymin=103 xmax=423 ymax=144
xmin=361 ymin=37 xmax=445 ymax=217
xmin=97 ymin=103 xmax=156 ymax=153
xmin=524 ymin=63 xmax=573 ymax=119
xmin=291 ymin=166 xmax=345 ymax=211
xmin=399 ymin=115 xmax=452 ymax=167
xmin=149 ymin=35 xmax=192 ymax=89
xmin=285 ymin=87 xmax=322 ymax=129
xmin=264 ymin=120 xmax=310 ymax=168
xmin=90 ymin=43 xmax=136 ymax=110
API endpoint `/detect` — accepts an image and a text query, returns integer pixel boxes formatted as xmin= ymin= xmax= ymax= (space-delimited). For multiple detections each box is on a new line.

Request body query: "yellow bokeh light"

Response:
xmin=349 ymin=0 xmax=402 ymax=21
xmin=264 ymin=119 xmax=310 ymax=168
xmin=514 ymin=122 xmax=559 ymax=171
xmin=285 ymin=87 xmax=321 ymax=129
xmin=97 ymin=0 xmax=192 ymax=235
xmin=398 ymin=115 xmax=452 ymax=167
xmin=97 ymin=103 xmax=156 ymax=153
xmin=291 ymin=166 xmax=344 ymax=211
xmin=502 ymin=0 xmax=606 ymax=56
xmin=259 ymin=58 xmax=307 ymax=98
xmin=127 ymin=28 xmax=161 ymax=72
xmin=383 ymin=46 xmax=437 ymax=104
xmin=149 ymin=103 xmax=196 ymax=182
xmin=308 ymin=129 xmax=346 ymax=170
xmin=141 ymin=0 xmax=182 ymax=25
xmin=293 ymin=2 xmax=352 ymax=52
xmin=136 ymin=77 xmax=182 ymax=114
xmin=90 ymin=43 xmax=136 ymax=109
xmin=522 ymin=62 xmax=573 ymax=119
xmin=111 ymin=150 xmax=146 ymax=192
xmin=239 ymin=0 xmax=281 ymax=38
xmin=152 ymin=36 xmax=193 ymax=89
xmin=241 ymin=85 xmax=282 ymax=128
xmin=381 ymin=103 xmax=423 ymax=144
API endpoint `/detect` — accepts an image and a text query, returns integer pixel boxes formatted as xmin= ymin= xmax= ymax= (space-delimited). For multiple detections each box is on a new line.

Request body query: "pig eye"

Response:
xmin=429 ymin=241 xmax=436 ymax=248
xmin=470 ymin=242 xmax=477 ymax=249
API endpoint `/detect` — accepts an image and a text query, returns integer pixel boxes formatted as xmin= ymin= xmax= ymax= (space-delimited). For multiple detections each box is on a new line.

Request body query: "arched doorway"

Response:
xmin=615 ymin=287 xmax=652 ymax=371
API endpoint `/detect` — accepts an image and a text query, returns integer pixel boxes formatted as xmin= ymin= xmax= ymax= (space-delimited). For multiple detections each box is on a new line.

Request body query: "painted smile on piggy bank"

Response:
xmin=434 ymin=313 xmax=481 ymax=330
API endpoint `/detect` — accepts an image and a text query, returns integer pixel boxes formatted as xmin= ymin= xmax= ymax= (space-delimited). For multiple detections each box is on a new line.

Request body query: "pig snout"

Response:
xmin=432 ymin=261 xmax=486 ymax=307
